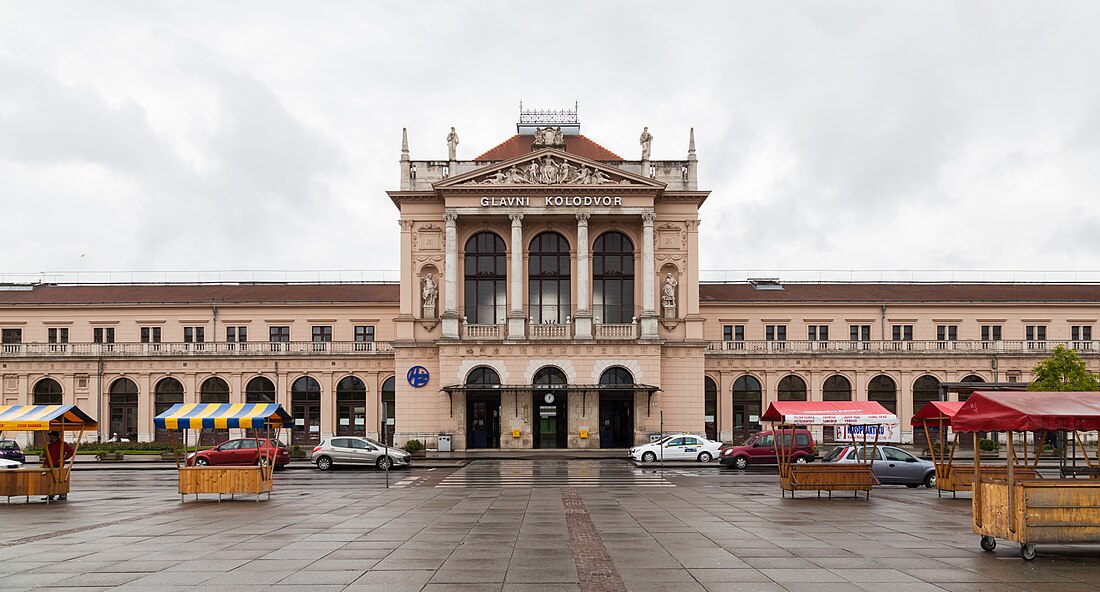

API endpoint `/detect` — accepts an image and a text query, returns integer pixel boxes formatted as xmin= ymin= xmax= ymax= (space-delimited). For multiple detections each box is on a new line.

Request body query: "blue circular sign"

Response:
xmin=407 ymin=366 xmax=430 ymax=388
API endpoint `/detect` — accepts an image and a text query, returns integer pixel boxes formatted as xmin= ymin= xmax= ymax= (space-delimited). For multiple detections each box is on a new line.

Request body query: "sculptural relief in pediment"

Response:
xmin=461 ymin=155 xmax=633 ymax=186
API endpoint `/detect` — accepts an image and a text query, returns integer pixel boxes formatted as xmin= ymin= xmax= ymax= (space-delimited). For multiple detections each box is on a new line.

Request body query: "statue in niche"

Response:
xmin=446 ymin=127 xmax=460 ymax=160
xmin=639 ymin=127 xmax=653 ymax=160
xmin=422 ymin=272 xmax=438 ymax=311
xmin=661 ymin=272 xmax=677 ymax=316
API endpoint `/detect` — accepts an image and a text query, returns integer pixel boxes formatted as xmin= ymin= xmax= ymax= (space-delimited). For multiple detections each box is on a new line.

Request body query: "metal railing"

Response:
xmin=705 ymin=339 xmax=1098 ymax=354
xmin=0 ymin=341 xmax=395 ymax=358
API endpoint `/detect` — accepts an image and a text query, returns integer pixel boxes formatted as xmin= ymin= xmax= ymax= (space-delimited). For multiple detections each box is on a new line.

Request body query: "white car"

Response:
xmin=0 ymin=458 xmax=22 ymax=469
xmin=629 ymin=434 xmax=723 ymax=463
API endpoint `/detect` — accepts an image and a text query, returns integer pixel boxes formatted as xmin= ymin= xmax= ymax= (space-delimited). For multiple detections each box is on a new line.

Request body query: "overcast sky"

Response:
xmin=2 ymin=2 xmax=1098 ymax=283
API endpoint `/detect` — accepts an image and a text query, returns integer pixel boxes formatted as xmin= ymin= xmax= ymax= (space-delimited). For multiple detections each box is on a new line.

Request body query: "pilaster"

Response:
xmin=507 ymin=213 xmax=526 ymax=339
xmin=640 ymin=211 xmax=659 ymax=339
xmin=442 ymin=212 xmax=460 ymax=339
xmin=574 ymin=213 xmax=593 ymax=339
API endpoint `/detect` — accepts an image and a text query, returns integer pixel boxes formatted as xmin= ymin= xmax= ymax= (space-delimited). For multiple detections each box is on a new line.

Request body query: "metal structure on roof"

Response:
xmin=517 ymin=101 xmax=581 ymax=135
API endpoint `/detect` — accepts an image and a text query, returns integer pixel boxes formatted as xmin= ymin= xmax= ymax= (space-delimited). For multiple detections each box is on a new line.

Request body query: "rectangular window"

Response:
xmin=936 ymin=325 xmax=957 ymax=349
xmin=312 ymin=326 xmax=333 ymax=342
xmin=808 ymin=325 xmax=828 ymax=341
xmin=93 ymin=327 xmax=115 ymax=344
xmin=1026 ymin=325 xmax=1047 ymax=350
xmin=226 ymin=326 xmax=247 ymax=343
xmin=269 ymin=326 xmax=290 ymax=342
xmin=354 ymin=325 xmax=375 ymax=351
xmin=1 ymin=328 xmax=21 ymax=344
xmin=981 ymin=324 xmax=1002 ymax=345
xmin=722 ymin=324 xmax=744 ymax=349
xmin=765 ymin=324 xmax=786 ymax=350
xmin=891 ymin=324 xmax=912 ymax=350
xmin=183 ymin=326 xmax=205 ymax=343
xmin=140 ymin=327 xmax=162 ymax=343
xmin=849 ymin=325 xmax=871 ymax=340
xmin=1073 ymin=325 xmax=1093 ymax=350
xmin=47 ymin=327 xmax=69 ymax=351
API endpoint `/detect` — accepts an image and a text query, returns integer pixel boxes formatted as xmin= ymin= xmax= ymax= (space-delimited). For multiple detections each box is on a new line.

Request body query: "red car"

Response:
xmin=187 ymin=438 xmax=290 ymax=469
xmin=719 ymin=429 xmax=815 ymax=469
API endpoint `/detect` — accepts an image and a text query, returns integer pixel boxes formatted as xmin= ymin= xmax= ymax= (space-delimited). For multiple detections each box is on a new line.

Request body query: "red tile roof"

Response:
xmin=0 ymin=284 xmax=400 ymax=305
xmin=699 ymin=283 xmax=1100 ymax=303
xmin=475 ymin=135 xmax=623 ymax=162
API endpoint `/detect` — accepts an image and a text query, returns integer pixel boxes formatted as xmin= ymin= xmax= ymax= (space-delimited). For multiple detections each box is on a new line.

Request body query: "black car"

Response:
xmin=0 ymin=439 xmax=25 ymax=464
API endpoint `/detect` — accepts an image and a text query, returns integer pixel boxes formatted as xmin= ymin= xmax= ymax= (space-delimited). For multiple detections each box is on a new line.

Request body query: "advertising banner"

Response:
xmin=834 ymin=423 xmax=901 ymax=443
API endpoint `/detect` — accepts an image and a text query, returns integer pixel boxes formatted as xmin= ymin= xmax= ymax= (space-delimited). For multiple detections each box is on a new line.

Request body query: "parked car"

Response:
xmin=719 ymin=429 xmax=815 ymax=469
xmin=821 ymin=444 xmax=936 ymax=487
xmin=0 ymin=439 xmax=25 ymax=464
xmin=311 ymin=437 xmax=411 ymax=471
xmin=0 ymin=458 xmax=22 ymax=469
xmin=186 ymin=438 xmax=289 ymax=469
xmin=629 ymin=434 xmax=723 ymax=463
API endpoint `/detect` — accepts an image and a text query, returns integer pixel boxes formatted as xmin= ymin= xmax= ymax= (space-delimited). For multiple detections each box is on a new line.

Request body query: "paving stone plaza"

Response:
xmin=3 ymin=461 xmax=1100 ymax=592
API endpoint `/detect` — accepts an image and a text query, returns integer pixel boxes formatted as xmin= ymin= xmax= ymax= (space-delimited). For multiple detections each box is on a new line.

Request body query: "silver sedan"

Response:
xmin=311 ymin=437 xmax=411 ymax=471
xmin=821 ymin=444 xmax=936 ymax=488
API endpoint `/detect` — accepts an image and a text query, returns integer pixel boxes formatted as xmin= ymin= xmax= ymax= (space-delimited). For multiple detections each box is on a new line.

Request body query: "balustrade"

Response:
xmin=705 ymin=339 xmax=1099 ymax=354
xmin=0 ymin=341 xmax=394 ymax=358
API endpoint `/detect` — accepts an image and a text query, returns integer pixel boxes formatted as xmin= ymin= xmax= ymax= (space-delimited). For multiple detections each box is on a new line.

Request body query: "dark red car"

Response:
xmin=187 ymin=438 xmax=289 ymax=469
xmin=719 ymin=429 xmax=815 ymax=469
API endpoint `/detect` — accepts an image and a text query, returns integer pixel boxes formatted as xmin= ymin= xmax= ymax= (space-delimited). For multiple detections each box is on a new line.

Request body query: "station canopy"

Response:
xmin=761 ymin=401 xmax=897 ymax=426
xmin=440 ymin=383 xmax=660 ymax=393
xmin=910 ymin=401 xmax=966 ymax=426
xmin=951 ymin=391 xmax=1100 ymax=433
xmin=0 ymin=404 xmax=98 ymax=431
xmin=154 ymin=403 xmax=293 ymax=431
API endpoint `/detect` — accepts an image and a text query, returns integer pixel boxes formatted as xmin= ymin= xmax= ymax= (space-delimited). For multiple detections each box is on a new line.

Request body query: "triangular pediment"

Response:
xmin=435 ymin=148 xmax=665 ymax=189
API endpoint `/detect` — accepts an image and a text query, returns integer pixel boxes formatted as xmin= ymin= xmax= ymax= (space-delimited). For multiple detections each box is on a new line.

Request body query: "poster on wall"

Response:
xmin=833 ymin=423 xmax=901 ymax=443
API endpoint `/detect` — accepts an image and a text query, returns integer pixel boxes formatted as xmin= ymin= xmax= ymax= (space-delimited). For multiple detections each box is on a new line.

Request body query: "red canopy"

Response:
xmin=910 ymin=401 xmax=965 ymax=426
xmin=951 ymin=391 xmax=1100 ymax=433
xmin=761 ymin=401 xmax=897 ymax=425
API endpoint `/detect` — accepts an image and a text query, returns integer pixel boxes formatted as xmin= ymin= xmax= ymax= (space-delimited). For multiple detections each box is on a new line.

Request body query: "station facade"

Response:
xmin=2 ymin=109 xmax=1100 ymax=449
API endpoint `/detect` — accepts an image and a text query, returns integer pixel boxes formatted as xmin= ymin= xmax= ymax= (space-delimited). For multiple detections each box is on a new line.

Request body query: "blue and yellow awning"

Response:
xmin=0 ymin=405 xmax=99 ymax=431
xmin=153 ymin=403 xmax=293 ymax=431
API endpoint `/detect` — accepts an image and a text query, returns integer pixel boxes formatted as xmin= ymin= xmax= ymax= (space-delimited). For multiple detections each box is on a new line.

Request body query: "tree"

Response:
xmin=1028 ymin=345 xmax=1100 ymax=391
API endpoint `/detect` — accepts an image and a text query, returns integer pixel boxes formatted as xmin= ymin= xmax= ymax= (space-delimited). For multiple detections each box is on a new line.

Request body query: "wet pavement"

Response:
xmin=2 ymin=459 xmax=1100 ymax=591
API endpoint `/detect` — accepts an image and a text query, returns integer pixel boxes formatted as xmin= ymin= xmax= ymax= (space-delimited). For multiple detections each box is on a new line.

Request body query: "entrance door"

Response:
xmin=292 ymin=402 xmax=321 ymax=445
xmin=533 ymin=391 xmax=567 ymax=448
xmin=599 ymin=394 xmax=634 ymax=448
xmin=466 ymin=395 xmax=501 ymax=449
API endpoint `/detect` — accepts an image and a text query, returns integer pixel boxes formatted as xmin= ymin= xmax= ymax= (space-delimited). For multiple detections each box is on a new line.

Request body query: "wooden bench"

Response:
xmin=1060 ymin=465 xmax=1100 ymax=479
xmin=780 ymin=464 xmax=878 ymax=499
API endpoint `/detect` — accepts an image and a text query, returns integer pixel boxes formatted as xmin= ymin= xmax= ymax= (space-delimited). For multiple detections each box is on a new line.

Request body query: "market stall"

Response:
xmin=953 ymin=390 xmax=1100 ymax=560
xmin=154 ymin=402 xmax=293 ymax=502
xmin=761 ymin=401 xmax=898 ymax=499
xmin=0 ymin=404 xmax=98 ymax=503
xmin=912 ymin=401 xmax=1041 ymax=498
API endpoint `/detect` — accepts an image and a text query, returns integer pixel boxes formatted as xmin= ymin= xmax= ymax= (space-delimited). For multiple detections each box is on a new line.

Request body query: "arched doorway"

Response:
xmin=868 ymin=375 xmax=897 ymax=414
xmin=599 ymin=367 xmax=634 ymax=448
xmin=109 ymin=378 xmax=139 ymax=443
xmin=913 ymin=375 xmax=941 ymax=416
xmin=291 ymin=376 xmax=322 ymax=445
xmin=199 ymin=376 xmax=231 ymax=445
xmin=336 ymin=376 xmax=366 ymax=437
xmin=822 ymin=375 xmax=852 ymax=441
xmin=154 ymin=377 xmax=184 ymax=443
xmin=532 ymin=367 xmax=566 ymax=449
xmin=959 ymin=374 xmax=985 ymax=402
xmin=778 ymin=375 xmax=807 ymax=401
xmin=732 ymin=375 xmax=762 ymax=441
xmin=381 ymin=377 xmax=395 ymax=445
xmin=465 ymin=367 xmax=501 ymax=449
xmin=704 ymin=377 xmax=718 ymax=441
xmin=244 ymin=376 xmax=276 ymax=438
xmin=33 ymin=378 xmax=63 ymax=405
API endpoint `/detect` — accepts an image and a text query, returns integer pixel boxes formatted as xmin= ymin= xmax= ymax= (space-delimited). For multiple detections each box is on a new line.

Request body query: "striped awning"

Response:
xmin=0 ymin=405 xmax=99 ymax=431
xmin=153 ymin=403 xmax=293 ymax=430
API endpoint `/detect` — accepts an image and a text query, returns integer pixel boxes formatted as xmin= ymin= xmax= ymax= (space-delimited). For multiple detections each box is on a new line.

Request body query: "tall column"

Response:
xmin=640 ymin=211 xmax=659 ymax=339
xmin=574 ymin=213 xmax=592 ymax=339
xmin=507 ymin=213 xmax=526 ymax=339
xmin=441 ymin=212 xmax=460 ymax=339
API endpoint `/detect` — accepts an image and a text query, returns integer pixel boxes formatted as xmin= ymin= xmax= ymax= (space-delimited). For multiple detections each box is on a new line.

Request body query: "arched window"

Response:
xmin=336 ymin=376 xmax=366 ymax=436
xmin=154 ymin=378 xmax=184 ymax=442
xmin=109 ymin=378 xmax=139 ymax=443
xmin=33 ymin=378 xmax=63 ymax=405
xmin=599 ymin=366 xmax=634 ymax=385
xmin=466 ymin=367 xmax=501 ymax=386
xmin=464 ymin=232 xmax=507 ymax=325
xmin=913 ymin=375 xmax=941 ymax=415
xmin=245 ymin=377 xmax=276 ymax=403
xmin=868 ymin=375 xmax=897 ymax=414
xmin=593 ymin=232 xmax=635 ymax=324
xmin=733 ymin=375 xmax=762 ymax=438
xmin=704 ymin=376 xmax=718 ymax=441
xmin=961 ymin=374 xmax=985 ymax=383
xmin=381 ymin=377 xmax=395 ymax=445
xmin=200 ymin=377 xmax=230 ymax=403
xmin=529 ymin=232 xmax=571 ymax=323
xmin=822 ymin=375 xmax=852 ymax=401
xmin=291 ymin=376 xmax=321 ymax=445
xmin=533 ymin=366 xmax=567 ymax=387
xmin=778 ymin=375 xmax=807 ymax=401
